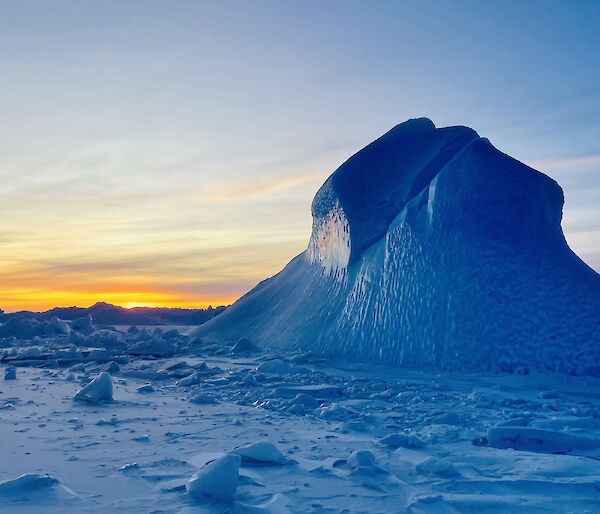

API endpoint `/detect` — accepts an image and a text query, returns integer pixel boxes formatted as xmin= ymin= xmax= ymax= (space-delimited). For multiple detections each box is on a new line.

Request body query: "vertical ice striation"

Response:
xmin=194 ymin=119 xmax=600 ymax=376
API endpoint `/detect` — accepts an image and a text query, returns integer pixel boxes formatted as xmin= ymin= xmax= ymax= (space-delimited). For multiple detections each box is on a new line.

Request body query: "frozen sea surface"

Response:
xmin=1 ymin=332 xmax=600 ymax=513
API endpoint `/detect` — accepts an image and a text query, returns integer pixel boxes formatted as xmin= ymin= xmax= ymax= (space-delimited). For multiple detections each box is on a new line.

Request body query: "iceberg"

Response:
xmin=194 ymin=118 xmax=600 ymax=375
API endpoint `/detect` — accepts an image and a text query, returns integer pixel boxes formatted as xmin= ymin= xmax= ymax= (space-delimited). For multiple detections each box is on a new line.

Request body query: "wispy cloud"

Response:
xmin=198 ymin=171 xmax=325 ymax=204
xmin=527 ymin=154 xmax=600 ymax=173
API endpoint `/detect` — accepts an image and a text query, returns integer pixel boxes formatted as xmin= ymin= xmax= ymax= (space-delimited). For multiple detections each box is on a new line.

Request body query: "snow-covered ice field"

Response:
xmin=1 ymin=327 xmax=600 ymax=513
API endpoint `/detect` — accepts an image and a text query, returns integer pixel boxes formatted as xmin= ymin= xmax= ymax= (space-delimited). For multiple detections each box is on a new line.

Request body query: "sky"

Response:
xmin=1 ymin=0 xmax=599 ymax=312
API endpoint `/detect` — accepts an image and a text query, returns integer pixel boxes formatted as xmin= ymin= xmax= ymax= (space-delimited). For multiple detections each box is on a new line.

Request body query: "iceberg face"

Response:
xmin=195 ymin=119 xmax=600 ymax=376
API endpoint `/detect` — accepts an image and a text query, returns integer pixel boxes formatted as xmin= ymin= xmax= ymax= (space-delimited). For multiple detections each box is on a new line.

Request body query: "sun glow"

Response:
xmin=0 ymin=286 xmax=236 ymax=313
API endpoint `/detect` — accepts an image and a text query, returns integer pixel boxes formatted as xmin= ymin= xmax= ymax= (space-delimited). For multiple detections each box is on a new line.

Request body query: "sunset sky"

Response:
xmin=1 ymin=1 xmax=599 ymax=312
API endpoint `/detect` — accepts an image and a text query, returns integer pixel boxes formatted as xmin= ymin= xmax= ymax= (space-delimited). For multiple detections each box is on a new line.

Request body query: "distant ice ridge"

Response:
xmin=195 ymin=118 xmax=600 ymax=376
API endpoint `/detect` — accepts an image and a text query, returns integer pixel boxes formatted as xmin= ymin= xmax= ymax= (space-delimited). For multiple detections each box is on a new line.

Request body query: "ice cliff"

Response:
xmin=195 ymin=118 xmax=600 ymax=375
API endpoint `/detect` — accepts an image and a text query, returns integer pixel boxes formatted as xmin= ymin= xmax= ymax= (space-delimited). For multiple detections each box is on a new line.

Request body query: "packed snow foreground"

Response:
xmin=1 ymin=319 xmax=600 ymax=513
xmin=196 ymin=118 xmax=600 ymax=376
xmin=1 ymin=119 xmax=600 ymax=513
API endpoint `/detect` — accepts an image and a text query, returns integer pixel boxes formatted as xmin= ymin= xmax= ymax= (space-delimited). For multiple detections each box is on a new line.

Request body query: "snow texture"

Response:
xmin=195 ymin=118 xmax=600 ymax=376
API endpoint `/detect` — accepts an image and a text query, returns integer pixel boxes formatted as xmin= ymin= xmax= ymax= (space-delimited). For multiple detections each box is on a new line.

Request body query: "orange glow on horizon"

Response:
xmin=0 ymin=287 xmax=236 ymax=313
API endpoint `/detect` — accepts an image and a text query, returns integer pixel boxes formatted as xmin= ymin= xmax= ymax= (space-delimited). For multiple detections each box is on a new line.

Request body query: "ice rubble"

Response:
xmin=2 ymin=333 xmax=600 ymax=512
xmin=0 ymin=314 xmax=195 ymax=372
xmin=194 ymin=118 xmax=600 ymax=376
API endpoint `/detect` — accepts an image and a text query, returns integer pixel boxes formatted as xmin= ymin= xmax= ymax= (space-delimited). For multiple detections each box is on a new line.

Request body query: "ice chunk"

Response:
xmin=4 ymin=367 xmax=16 ymax=380
xmin=231 ymin=337 xmax=259 ymax=355
xmin=74 ymin=372 xmax=113 ymax=403
xmin=127 ymin=339 xmax=175 ymax=357
xmin=316 ymin=402 xmax=356 ymax=421
xmin=186 ymin=454 xmax=241 ymax=501
xmin=100 ymin=361 xmax=120 ymax=374
xmin=0 ymin=473 xmax=77 ymax=501
xmin=242 ymin=373 xmax=258 ymax=387
xmin=68 ymin=362 xmax=86 ymax=373
xmin=415 ymin=457 xmax=460 ymax=478
xmin=189 ymin=393 xmax=217 ymax=405
xmin=177 ymin=372 xmax=202 ymax=387
xmin=137 ymin=384 xmax=155 ymax=393
xmin=257 ymin=359 xmax=307 ymax=375
xmin=347 ymin=450 xmax=376 ymax=468
xmin=487 ymin=426 xmax=600 ymax=454
xmin=0 ymin=317 xmax=43 ymax=339
xmin=71 ymin=314 xmax=95 ymax=335
xmin=86 ymin=349 xmax=111 ymax=363
xmin=164 ymin=361 xmax=188 ymax=370
xmin=379 ymin=433 xmax=425 ymax=449
xmin=45 ymin=316 xmax=70 ymax=335
xmin=162 ymin=328 xmax=180 ymax=339
xmin=285 ymin=393 xmax=319 ymax=414
xmin=230 ymin=442 xmax=285 ymax=465
xmin=118 ymin=463 xmax=140 ymax=473
xmin=272 ymin=383 xmax=343 ymax=399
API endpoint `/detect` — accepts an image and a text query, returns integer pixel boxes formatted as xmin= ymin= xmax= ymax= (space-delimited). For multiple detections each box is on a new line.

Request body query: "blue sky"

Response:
xmin=1 ymin=0 xmax=599 ymax=310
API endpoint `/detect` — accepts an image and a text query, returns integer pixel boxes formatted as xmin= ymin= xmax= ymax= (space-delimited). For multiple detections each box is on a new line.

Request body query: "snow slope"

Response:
xmin=195 ymin=118 xmax=600 ymax=375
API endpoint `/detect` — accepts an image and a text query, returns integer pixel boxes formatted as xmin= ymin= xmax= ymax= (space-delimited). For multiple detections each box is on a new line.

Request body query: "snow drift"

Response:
xmin=194 ymin=118 xmax=600 ymax=375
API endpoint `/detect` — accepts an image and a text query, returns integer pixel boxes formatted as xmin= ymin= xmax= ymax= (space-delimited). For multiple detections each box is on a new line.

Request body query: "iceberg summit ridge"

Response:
xmin=195 ymin=118 xmax=600 ymax=376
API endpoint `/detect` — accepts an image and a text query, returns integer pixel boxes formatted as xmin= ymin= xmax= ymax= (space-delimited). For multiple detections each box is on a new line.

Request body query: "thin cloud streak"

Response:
xmin=198 ymin=171 xmax=326 ymax=204
xmin=527 ymin=154 xmax=600 ymax=173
